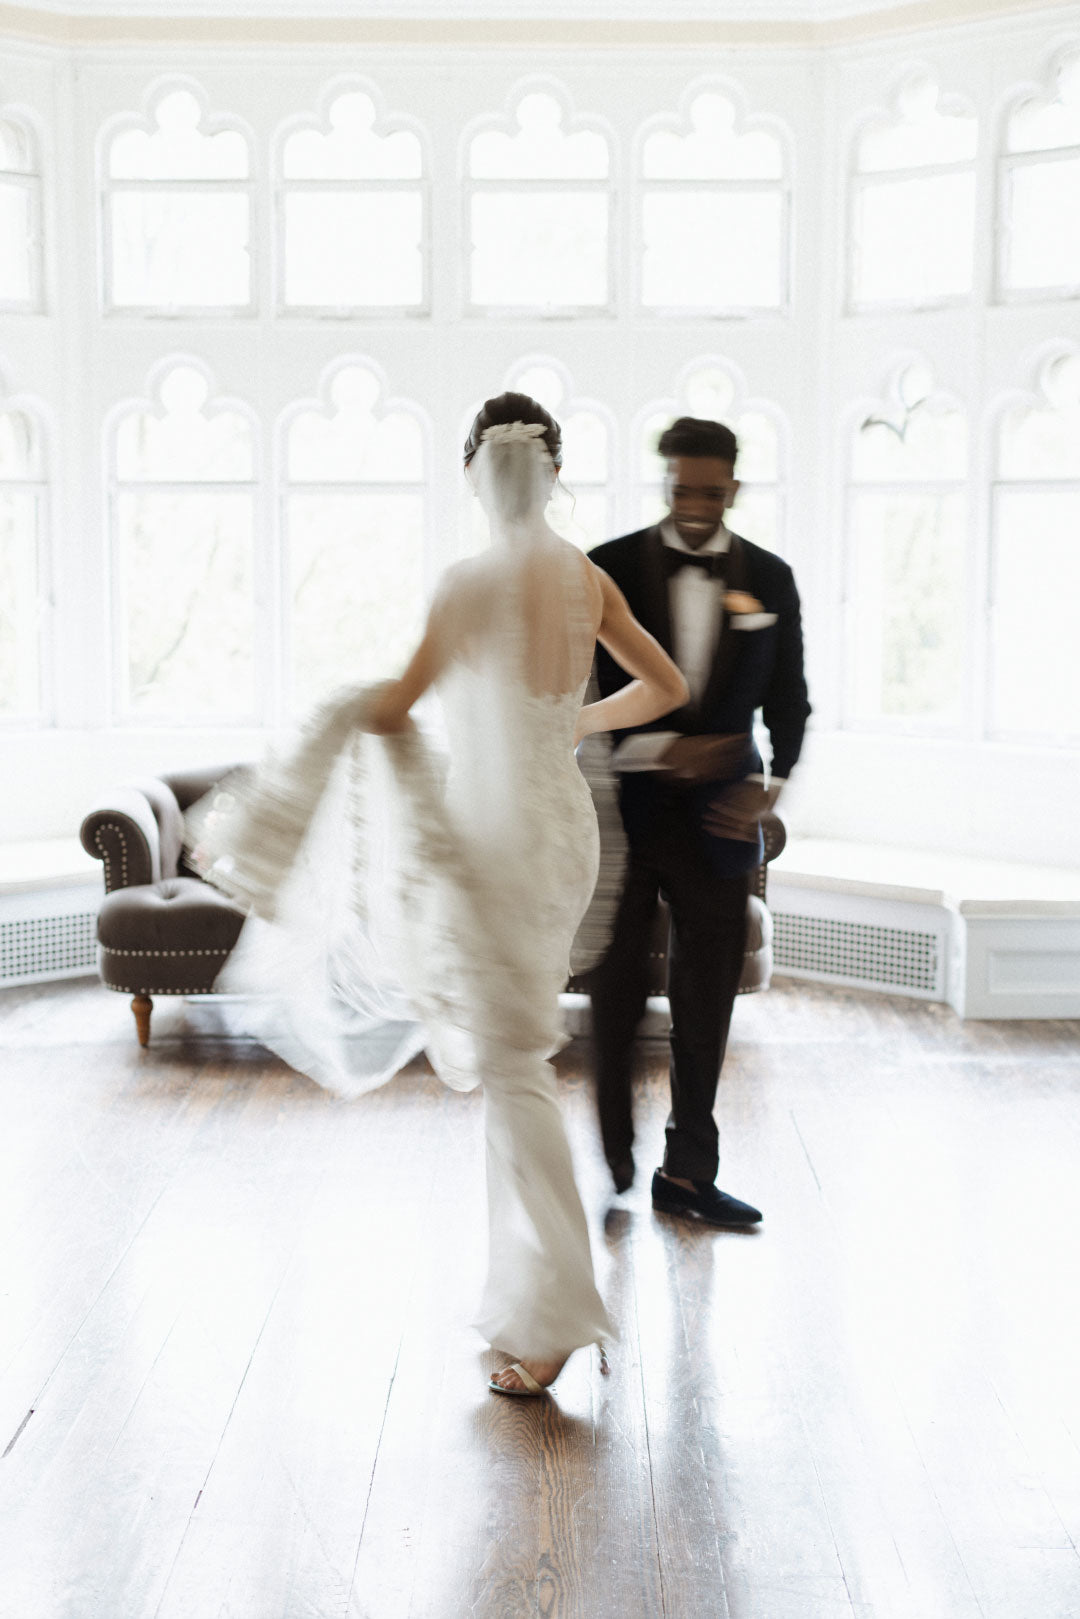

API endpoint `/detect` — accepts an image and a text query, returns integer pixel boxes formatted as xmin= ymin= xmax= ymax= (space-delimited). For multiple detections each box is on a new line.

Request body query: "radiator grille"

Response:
xmin=772 ymin=911 xmax=940 ymax=994
xmin=0 ymin=909 xmax=98 ymax=987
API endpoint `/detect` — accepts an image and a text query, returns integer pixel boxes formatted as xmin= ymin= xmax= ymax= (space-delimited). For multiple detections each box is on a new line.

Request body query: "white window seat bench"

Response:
xmin=767 ymin=839 xmax=1080 ymax=1019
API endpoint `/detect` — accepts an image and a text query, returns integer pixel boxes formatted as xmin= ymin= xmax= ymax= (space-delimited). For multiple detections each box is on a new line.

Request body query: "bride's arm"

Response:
xmin=365 ymin=632 xmax=444 ymax=734
xmin=365 ymin=580 xmax=466 ymax=734
xmin=365 ymin=563 xmax=486 ymax=733
xmin=574 ymin=568 xmax=689 ymax=747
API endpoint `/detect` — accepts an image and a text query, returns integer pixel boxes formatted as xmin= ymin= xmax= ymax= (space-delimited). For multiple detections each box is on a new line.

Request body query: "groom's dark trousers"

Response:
xmin=590 ymin=788 xmax=750 ymax=1182
xmin=588 ymin=523 xmax=810 ymax=1185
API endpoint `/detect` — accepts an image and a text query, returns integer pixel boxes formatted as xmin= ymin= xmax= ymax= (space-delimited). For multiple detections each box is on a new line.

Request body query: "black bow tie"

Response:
xmin=662 ymin=546 xmax=727 ymax=581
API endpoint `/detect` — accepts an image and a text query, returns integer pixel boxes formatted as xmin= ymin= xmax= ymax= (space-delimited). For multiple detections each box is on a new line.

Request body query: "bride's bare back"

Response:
xmin=365 ymin=425 xmax=686 ymax=735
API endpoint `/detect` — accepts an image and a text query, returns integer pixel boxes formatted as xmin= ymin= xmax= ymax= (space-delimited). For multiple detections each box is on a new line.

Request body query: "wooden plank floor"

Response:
xmin=1 ymin=977 xmax=1079 ymax=1619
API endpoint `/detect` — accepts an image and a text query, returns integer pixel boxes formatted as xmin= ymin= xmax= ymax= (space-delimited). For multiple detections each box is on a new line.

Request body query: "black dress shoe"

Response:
xmin=651 ymin=1171 xmax=762 ymax=1227
xmin=609 ymin=1157 xmax=635 ymax=1194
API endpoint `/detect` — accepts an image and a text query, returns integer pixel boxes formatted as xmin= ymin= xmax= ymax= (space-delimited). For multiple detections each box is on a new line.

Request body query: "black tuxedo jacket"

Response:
xmin=589 ymin=524 xmax=811 ymax=781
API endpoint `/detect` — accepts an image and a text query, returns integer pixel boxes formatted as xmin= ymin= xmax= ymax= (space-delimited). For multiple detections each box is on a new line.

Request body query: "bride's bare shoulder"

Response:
xmin=429 ymin=557 xmax=500 ymax=645
xmin=433 ymin=555 xmax=494 ymax=602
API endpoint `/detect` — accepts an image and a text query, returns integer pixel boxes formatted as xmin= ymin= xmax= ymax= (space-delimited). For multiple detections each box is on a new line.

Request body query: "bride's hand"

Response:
xmin=366 ymin=681 xmax=415 ymax=735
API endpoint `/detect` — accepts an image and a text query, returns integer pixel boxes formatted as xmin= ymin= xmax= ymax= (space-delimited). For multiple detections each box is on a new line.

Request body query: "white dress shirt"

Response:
xmin=658 ymin=517 xmax=782 ymax=790
xmin=661 ymin=516 xmax=730 ymax=706
xmin=611 ymin=517 xmax=784 ymax=788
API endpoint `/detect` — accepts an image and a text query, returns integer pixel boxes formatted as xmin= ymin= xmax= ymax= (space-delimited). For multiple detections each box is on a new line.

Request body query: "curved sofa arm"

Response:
xmin=752 ymin=810 xmax=787 ymax=904
xmin=80 ymin=787 xmax=164 ymax=892
xmin=761 ymin=810 xmax=787 ymax=866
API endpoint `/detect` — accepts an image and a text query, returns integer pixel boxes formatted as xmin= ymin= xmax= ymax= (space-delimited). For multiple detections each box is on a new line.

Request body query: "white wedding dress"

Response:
xmin=191 ymin=431 xmax=616 ymax=1360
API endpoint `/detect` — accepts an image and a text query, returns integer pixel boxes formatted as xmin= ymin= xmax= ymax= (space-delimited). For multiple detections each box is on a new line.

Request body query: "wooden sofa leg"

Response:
xmin=132 ymin=995 xmax=152 ymax=1047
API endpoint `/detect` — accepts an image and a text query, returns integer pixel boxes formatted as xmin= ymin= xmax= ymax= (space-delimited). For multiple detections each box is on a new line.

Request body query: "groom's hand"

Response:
xmin=660 ymin=732 xmax=749 ymax=784
xmin=704 ymin=778 xmax=781 ymax=842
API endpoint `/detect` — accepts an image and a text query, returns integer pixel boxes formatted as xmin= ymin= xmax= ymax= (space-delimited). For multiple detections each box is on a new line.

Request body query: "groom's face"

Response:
xmin=663 ymin=456 xmax=739 ymax=550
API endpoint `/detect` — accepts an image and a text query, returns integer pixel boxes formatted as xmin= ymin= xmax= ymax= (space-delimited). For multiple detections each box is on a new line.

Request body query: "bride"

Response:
xmin=196 ymin=392 xmax=687 ymax=1397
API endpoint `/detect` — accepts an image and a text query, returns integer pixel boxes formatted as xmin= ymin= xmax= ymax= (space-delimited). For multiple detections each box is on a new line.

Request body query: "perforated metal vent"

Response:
xmin=773 ymin=911 xmax=940 ymax=994
xmin=0 ymin=909 xmax=98 ymax=987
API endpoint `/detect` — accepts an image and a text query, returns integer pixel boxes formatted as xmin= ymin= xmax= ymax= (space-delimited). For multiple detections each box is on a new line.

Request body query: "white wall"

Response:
xmin=2 ymin=6 xmax=1079 ymax=862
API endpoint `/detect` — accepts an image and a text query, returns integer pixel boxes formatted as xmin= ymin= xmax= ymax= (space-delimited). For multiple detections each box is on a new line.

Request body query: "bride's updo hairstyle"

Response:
xmin=463 ymin=392 xmax=563 ymax=471
xmin=463 ymin=392 xmax=563 ymax=527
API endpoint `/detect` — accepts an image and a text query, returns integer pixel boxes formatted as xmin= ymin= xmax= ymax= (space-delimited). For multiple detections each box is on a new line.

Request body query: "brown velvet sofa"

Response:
xmin=80 ymin=765 xmax=248 ymax=1046
xmin=81 ymin=765 xmax=785 ymax=1047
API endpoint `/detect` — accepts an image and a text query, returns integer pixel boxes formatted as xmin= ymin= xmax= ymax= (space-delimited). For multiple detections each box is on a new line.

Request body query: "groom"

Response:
xmin=587 ymin=415 xmax=810 ymax=1226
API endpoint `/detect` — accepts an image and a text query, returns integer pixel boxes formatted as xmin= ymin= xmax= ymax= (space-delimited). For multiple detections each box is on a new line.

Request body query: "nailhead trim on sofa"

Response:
xmin=102 ymin=946 xmax=233 ymax=957
xmin=93 ymin=823 xmax=129 ymax=892
xmin=103 ymin=981 xmax=221 ymax=995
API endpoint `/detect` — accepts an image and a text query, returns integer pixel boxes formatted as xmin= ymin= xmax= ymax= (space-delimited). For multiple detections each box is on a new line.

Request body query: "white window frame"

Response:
xmin=634 ymin=91 xmax=792 ymax=319
xmin=0 ymin=403 xmax=50 ymax=727
xmin=987 ymin=478 xmax=1080 ymax=746
xmin=988 ymin=375 xmax=1080 ymax=745
xmin=501 ymin=357 xmax=617 ymax=550
xmin=842 ymin=462 xmax=969 ymax=738
xmin=553 ymin=401 xmax=618 ymax=551
xmin=848 ymin=96 xmax=978 ymax=316
xmin=0 ymin=114 xmax=44 ymax=315
xmin=276 ymin=364 xmax=430 ymax=714
xmin=997 ymin=52 xmax=1080 ymax=305
xmin=100 ymin=86 xmax=257 ymax=319
xmin=462 ymin=84 xmax=615 ymax=320
xmin=997 ymin=144 xmax=1080 ymax=304
xmin=274 ymin=88 xmax=430 ymax=320
xmin=107 ymin=374 xmax=262 ymax=725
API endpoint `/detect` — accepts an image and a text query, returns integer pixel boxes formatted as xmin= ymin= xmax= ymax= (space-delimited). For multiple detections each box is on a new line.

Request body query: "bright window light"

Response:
xmin=105 ymin=90 xmax=252 ymax=312
xmin=640 ymin=93 xmax=787 ymax=312
xmin=0 ymin=409 xmax=45 ymax=721
xmin=851 ymin=80 xmax=977 ymax=309
xmin=284 ymin=365 xmax=426 ymax=708
xmin=279 ymin=92 xmax=425 ymax=311
xmin=847 ymin=365 xmax=967 ymax=726
xmin=112 ymin=366 xmax=256 ymax=719
xmin=467 ymin=93 xmax=610 ymax=311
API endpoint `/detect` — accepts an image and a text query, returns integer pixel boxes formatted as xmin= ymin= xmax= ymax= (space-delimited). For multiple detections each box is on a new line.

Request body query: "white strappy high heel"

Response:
xmin=488 ymin=1361 xmax=549 ymax=1398
xmin=488 ymin=1342 xmax=610 ymax=1398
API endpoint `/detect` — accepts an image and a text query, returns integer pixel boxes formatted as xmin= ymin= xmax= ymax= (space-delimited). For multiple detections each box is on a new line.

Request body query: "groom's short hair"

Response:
xmin=658 ymin=416 xmax=738 ymax=465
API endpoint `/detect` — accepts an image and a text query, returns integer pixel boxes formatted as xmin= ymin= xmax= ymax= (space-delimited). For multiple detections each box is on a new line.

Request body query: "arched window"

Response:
xmin=850 ymin=80 xmax=977 ymax=310
xmin=639 ymin=89 xmax=788 ymax=313
xmin=0 ymin=403 xmax=45 ymax=721
xmin=466 ymin=89 xmax=610 ymax=313
xmin=0 ymin=116 xmax=41 ymax=311
xmin=104 ymin=87 xmax=252 ymax=312
xmin=503 ymin=361 xmax=612 ymax=550
xmin=283 ymin=364 xmax=426 ymax=709
xmin=278 ymin=89 xmax=426 ymax=313
xmin=637 ymin=364 xmax=783 ymax=554
xmin=992 ymin=352 xmax=1080 ymax=741
xmin=846 ymin=363 xmax=967 ymax=728
xmin=999 ymin=53 xmax=1080 ymax=300
xmin=111 ymin=365 xmax=256 ymax=719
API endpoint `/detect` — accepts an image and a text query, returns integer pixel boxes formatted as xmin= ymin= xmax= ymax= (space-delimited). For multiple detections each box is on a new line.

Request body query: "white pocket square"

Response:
xmin=732 ymin=612 xmax=778 ymax=630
